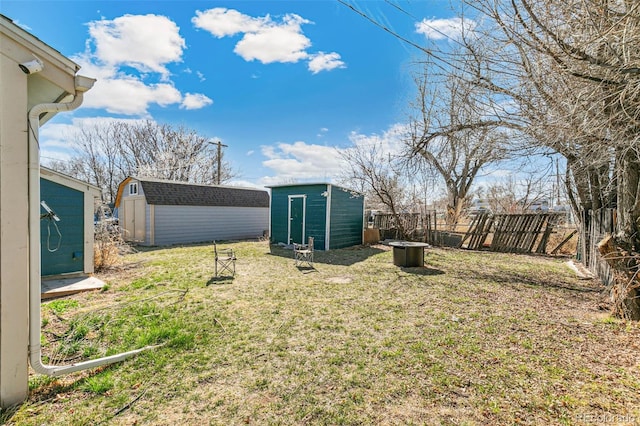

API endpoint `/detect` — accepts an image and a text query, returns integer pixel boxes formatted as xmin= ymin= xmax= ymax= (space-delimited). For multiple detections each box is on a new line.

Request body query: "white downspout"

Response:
xmin=325 ymin=185 xmax=332 ymax=251
xmin=28 ymin=76 xmax=157 ymax=377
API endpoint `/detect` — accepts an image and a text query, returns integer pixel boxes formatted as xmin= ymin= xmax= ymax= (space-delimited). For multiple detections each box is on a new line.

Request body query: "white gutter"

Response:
xmin=324 ymin=185 xmax=332 ymax=251
xmin=28 ymin=76 xmax=157 ymax=376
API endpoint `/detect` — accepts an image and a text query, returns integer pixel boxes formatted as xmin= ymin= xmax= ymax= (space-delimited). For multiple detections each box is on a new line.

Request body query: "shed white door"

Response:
xmin=123 ymin=198 xmax=145 ymax=242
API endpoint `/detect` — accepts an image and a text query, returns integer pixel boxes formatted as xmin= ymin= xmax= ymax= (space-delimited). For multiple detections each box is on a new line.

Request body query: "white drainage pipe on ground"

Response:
xmin=28 ymin=76 xmax=158 ymax=377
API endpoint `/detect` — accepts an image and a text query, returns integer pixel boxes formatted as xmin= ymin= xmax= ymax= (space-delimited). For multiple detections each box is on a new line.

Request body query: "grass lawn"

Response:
xmin=3 ymin=240 xmax=639 ymax=425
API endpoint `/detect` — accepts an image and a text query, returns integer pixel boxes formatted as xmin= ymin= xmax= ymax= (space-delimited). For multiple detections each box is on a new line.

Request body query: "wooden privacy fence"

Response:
xmin=371 ymin=211 xmax=574 ymax=254
xmin=373 ymin=213 xmax=420 ymax=232
xmin=373 ymin=213 xmax=421 ymax=240
xmin=460 ymin=213 xmax=565 ymax=254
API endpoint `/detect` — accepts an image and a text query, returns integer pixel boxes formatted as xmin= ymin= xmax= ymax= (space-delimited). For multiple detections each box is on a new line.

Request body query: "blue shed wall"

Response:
xmin=270 ymin=184 xmax=328 ymax=250
xmin=270 ymin=184 xmax=363 ymax=250
xmin=329 ymin=186 xmax=364 ymax=249
xmin=40 ymin=178 xmax=84 ymax=276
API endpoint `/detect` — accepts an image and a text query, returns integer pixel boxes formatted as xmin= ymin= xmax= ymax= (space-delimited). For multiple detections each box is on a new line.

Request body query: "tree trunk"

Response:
xmin=616 ymin=148 xmax=640 ymax=250
xmin=446 ymin=193 xmax=465 ymax=231
xmin=597 ymin=235 xmax=640 ymax=320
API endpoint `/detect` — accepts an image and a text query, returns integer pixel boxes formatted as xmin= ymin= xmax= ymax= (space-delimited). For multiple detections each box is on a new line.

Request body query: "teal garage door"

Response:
xmin=40 ymin=178 xmax=84 ymax=276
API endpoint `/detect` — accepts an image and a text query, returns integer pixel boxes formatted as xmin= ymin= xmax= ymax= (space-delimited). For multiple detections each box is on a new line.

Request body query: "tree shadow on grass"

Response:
xmin=127 ymin=239 xmax=256 ymax=254
xmin=269 ymin=244 xmax=387 ymax=266
xmin=295 ymin=265 xmax=319 ymax=274
xmin=473 ymin=269 xmax=603 ymax=294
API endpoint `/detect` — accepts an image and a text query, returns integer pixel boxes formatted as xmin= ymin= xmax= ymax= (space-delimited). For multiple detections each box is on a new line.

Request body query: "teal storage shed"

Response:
xmin=268 ymin=183 xmax=364 ymax=250
xmin=40 ymin=167 xmax=101 ymax=276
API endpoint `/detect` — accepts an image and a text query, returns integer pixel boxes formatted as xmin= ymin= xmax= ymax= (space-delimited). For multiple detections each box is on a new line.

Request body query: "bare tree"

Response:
xmin=341 ymin=0 xmax=640 ymax=317
xmin=45 ymin=120 xmax=237 ymax=203
xmin=339 ymin=138 xmax=417 ymax=238
xmin=461 ymin=0 xmax=640 ymax=318
xmin=483 ymin=169 xmax=554 ymax=214
xmin=405 ymin=61 xmax=511 ymax=228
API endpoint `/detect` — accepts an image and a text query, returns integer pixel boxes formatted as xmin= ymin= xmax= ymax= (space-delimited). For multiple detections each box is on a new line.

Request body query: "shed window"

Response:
xmin=129 ymin=183 xmax=138 ymax=195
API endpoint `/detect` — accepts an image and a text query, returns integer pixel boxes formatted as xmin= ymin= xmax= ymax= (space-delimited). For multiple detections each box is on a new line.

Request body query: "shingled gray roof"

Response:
xmin=136 ymin=178 xmax=269 ymax=208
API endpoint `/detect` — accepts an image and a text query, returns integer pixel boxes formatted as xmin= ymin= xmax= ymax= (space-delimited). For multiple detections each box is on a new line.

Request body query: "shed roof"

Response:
xmin=41 ymin=167 xmax=101 ymax=196
xmin=116 ymin=177 xmax=269 ymax=208
xmin=266 ymin=182 xmax=362 ymax=196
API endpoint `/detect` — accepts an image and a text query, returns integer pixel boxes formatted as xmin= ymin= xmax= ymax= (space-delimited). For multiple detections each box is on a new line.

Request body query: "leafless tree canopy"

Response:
xmin=46 ymin=120 xmax=236 ymax=203
xmin=338 ymin=138 xmax=417 ymax=237
xmin=342 ymin=0 xmax=640 ymax=316
xmin=455 ymin=0 xmax=640 ymax=242
xmin=405 ymin=52 xmax=513 ymax=227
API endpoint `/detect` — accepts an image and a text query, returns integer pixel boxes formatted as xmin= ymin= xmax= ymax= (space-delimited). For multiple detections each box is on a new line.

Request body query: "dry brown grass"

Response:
xmin=93 ymin=225 xmax=135 ymax=271
xmin=5 ymin=240 xmax=639 ymax=425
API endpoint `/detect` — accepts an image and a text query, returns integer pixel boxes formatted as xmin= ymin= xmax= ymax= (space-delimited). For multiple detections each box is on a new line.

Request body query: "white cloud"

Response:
xmin=72 ymin=14 xmax=212 ymax=115
xmin=180 ymin=93 xmax=214 ymax=110
xmin=234 ymin=22 xmax=310 ymax=64
xmin=88 ymin=14 xmax=185 ymax=78
xmin=260 ymin=141 xmax=345 ymax=182
xmin=415 ymin=17 xmax=476 ymax=40
xmin=13 ymin=20 xmax=32 ymax=31
xmin=227 ymin=179 xmax=264 ymax=189
xmin=192 ymin=8 xmax=266 ymax=37
xmin=348 ymin=123 xmax=407 ymax=156
xmin=81 ymin=73 xmax=182 ymax=115
xmin=258 ymin=124 xmax=407 ymax=185
xmin=39 ymin=123 xmax=80 ymax=158
xmin=308 ymin=52 xmax=346 ymax=74
xmin=193 ymin=8 xmax=344 ymax=73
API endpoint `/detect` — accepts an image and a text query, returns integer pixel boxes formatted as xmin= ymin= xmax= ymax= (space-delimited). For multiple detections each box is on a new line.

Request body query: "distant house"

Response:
xmin=268 ymin=183 xmax=364 ymax=251
xmin=114 ymin=177 xmax=270 ymax=246
xmin=40 ymin=167 xmax=101 ymax=276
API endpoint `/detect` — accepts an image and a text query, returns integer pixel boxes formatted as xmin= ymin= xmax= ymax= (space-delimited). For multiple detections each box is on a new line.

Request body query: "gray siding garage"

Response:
xmin=115 ymin=177 xmax=269 ymax=246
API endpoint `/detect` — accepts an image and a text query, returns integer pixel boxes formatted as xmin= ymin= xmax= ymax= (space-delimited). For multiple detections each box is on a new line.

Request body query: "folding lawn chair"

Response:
xmin=214 ymin=241 xmax=236 ymax=277
xmin=293 ymin=236 xmax=314 ymax=268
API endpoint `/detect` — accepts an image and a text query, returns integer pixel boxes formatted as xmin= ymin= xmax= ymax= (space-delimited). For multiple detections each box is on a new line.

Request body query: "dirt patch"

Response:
xmin=325 ymin=276 xmax=353 ymax=284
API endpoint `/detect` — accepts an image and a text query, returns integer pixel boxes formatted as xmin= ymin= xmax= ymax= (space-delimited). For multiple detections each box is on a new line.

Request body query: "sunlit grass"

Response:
xmin=4 ymin=240 xmax=639 ymax=425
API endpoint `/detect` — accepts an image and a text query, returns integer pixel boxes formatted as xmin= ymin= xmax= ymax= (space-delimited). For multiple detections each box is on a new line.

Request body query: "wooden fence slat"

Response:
xmin=490 ymin=214 xmax=506 ymax=251
xmin=375 ymin=211 xmax=571 ymax=256
xmin=527 ymin=214 xmax=547 ymax=252
xmin=470 ymin=214 xmax=490 ymax=249
xmin=551 ymin=229 xmax=578 ymax=254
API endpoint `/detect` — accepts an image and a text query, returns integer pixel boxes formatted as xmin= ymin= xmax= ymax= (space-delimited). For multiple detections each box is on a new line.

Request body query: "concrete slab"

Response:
xmin=41 ymin=275 xmax=105 ymax=299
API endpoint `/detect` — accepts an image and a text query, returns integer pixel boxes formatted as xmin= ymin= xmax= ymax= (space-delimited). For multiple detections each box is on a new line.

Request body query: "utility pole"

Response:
xmin=209 ymin=140 xmax=228 ymax=185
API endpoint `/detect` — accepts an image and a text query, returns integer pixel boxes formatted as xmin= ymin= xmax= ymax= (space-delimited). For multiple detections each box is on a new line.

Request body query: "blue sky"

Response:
xmin=3 ymin=1 xmax=468 ymax=189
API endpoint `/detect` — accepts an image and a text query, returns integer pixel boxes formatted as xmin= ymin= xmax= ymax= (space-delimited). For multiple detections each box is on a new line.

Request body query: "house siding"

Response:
xmin=152 ymin=205 xmax=269 ymax=246
xmin=329 ymin=185 xmax=364 ymax=249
